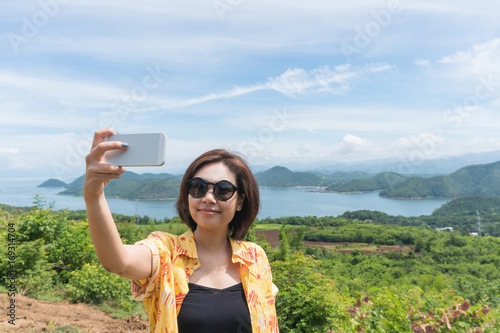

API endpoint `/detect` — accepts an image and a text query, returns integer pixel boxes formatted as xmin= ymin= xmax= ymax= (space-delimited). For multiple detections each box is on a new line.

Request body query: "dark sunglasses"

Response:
xmin=186 ymin=177 xmax=239 ymax=201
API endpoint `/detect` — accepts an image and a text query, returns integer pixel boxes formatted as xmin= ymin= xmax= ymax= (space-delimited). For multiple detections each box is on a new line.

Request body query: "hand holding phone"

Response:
xmin=103 ymin=133 xmax=167 ymax=167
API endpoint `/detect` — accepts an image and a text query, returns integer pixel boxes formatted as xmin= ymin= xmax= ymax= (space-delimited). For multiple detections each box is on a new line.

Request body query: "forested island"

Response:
xmin=59 ymin=171 xmax=182 ymax=200
xmin=38 ymin=178 xmax=67 ymax=187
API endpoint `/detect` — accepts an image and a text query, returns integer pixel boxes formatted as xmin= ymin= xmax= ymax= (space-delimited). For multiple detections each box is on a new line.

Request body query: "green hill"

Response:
xmin=432 ymin=195 xmax=500 ymax=216
xmin=326 ymin=172 xmax=408 ymax=192
xmin=255 ymin=166 xmax=323 ymax=187
xmin=380 ymin=161 xmax=500 ymax=199
xmin=317 ymin=171 xmax=372 ymax=188
xmin=59 ymin=171 xmax=182 ymax=200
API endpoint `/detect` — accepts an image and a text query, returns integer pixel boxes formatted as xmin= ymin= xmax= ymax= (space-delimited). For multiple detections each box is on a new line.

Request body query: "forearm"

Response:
xmin=85 ymin=193 xmax=128 ymax=274
xmin=83 ymin=129 xmax=152 ymax=280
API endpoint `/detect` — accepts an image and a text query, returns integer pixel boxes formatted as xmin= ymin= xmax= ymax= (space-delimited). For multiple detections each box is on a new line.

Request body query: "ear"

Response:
xmin=236 ymin=193 xmax=245 ymax=211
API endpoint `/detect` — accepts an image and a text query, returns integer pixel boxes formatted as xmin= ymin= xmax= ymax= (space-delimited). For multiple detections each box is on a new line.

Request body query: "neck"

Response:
xmin=193 ymin=226 xmax=230 ymax=253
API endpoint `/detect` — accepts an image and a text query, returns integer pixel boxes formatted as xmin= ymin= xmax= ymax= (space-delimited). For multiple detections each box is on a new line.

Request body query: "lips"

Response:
xmin=197 ymin=208 xmax=221 ymax=214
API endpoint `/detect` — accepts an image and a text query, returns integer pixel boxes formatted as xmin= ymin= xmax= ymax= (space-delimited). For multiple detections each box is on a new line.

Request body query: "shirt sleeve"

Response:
xmin=130 ymin=233 xmax=169 ymax=301
xmin=271 ymin=283 xmax=279 ymax=298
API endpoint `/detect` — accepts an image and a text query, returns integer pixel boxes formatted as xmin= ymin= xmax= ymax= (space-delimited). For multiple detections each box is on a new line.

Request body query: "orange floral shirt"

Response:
xmin=131 ymin=230 xmax=279 ymax=333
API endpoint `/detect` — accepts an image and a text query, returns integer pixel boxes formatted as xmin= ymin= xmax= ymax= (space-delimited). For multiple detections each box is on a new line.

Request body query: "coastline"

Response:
xmin=57 ymin=192 xmax=178 ymax=201
xmin=379 ymin=195 xmax=458 ymax=200
xmin=258 ymin=186 xmax=325 ymax=189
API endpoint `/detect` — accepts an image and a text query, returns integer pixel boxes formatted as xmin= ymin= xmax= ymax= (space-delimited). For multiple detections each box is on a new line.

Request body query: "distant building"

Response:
xmin=435 ymin=227 xmax=454 ymax=232
xmin=469 ymin=232 xmax=479 ymax=236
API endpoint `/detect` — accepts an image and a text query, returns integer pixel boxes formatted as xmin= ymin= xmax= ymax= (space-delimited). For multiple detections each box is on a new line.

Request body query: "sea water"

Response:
xmin=0 ymin=178 xmax=449 ymax=220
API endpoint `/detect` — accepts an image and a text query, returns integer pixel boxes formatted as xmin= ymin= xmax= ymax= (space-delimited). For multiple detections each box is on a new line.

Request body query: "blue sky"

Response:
xmin=1 ymin=0 xmax=500 ymax=181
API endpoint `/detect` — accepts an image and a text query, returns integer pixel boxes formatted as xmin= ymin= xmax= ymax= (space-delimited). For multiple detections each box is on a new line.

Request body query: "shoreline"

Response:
xmin=57 ymin=192 xmax=178 ymax=201
xmin=258 ymin=186 xmax=325 ymax=189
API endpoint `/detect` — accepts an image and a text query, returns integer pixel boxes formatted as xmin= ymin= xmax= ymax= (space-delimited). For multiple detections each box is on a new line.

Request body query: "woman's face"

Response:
xmin=188 ymin=162 xmax=244 ymax=233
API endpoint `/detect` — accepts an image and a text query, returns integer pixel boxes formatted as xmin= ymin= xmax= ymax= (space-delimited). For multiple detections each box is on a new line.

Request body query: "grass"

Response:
xmin=253 ymin=223 xmax=282 ymax=230
xmin=98 ymin=300 xmax=148 ymax=320
xmin=29 ymin=289 xmax=67 ymax=302
xmin=43 ymin=322 xmax=82 ymax=333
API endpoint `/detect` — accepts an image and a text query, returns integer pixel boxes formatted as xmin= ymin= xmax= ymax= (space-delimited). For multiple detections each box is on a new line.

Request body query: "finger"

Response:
xmin=91 ymin=128 xmax=117 ymax=150
xmin=90 ymin=170 xmax=124 ymax=181
xmin=87 ymin=162 xmax=125 ymax=175
xmin=87 ymin=141 xmax=128 ymax=162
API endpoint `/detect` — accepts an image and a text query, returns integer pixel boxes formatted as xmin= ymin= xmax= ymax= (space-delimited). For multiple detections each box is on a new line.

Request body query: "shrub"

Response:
xmin=272 ymin=252 xmax=346 ymax=332
xmin=17 ymin=257 xmax=57 ymax=297
xmin=66 ymin=263 xmax=132 ymax=305
xmin=46 ymin=221 xmax=97 ymax=283
xmin=15 ymin=207 xmax=65 ymax=243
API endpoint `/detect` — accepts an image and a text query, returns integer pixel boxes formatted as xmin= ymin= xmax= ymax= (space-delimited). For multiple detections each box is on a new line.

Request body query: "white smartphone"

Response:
xmin=103 ymin=133 xmax=167 ymax=167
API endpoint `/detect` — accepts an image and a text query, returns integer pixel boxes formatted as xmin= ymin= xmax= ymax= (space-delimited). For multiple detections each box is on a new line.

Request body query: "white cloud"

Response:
xmin=394 ymin=133 xmax=446 ymax=152
xmin=334 ymin=134 xmax=372 ymax=155
xmin=439 ymin=39 xmax=500 ymax=76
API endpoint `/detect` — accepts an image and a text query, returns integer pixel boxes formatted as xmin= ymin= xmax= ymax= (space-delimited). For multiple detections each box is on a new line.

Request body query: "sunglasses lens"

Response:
xmin=215 ymin=181 xmax=235 ymax=201
xmin=186 ymin=178 xmax=237 ymax=201
xmin=187 ymin=178 xmax=207 ymax=198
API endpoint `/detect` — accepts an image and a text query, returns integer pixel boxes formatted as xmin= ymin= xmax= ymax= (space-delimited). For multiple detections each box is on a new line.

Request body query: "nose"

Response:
xmin=201 ymin=185 xmax=217 ymax=203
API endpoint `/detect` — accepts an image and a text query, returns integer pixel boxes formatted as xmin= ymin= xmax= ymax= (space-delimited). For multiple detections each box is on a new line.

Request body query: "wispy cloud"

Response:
xmin=143 ymin=63 xmax=394 ymax=111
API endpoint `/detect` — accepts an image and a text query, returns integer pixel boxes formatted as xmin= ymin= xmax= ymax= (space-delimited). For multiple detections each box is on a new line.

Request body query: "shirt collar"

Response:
xmin=177 ymin=230 xmax=198 ymax=259
xmin=177 ymin=230 xmax=257 ymax=265
xmin=230 ymin=237 xmax=258 ymax=265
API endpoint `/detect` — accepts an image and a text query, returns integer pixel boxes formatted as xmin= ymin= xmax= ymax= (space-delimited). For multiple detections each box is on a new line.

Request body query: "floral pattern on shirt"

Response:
xmin=131 ymin=230 xmax=279 ymax=333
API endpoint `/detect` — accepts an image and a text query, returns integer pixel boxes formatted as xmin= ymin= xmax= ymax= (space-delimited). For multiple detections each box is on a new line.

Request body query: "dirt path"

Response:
xmin=0 ymin=293 xmax=148 ymax=333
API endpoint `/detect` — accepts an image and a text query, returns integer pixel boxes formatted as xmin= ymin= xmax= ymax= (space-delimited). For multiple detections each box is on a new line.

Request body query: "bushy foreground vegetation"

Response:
xmin=1 ymin=198 xmax=499 ymax=332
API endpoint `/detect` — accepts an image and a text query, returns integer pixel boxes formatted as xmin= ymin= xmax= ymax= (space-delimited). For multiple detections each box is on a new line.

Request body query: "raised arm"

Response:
xmin=84 ymin=128 xmax=152 ymax=281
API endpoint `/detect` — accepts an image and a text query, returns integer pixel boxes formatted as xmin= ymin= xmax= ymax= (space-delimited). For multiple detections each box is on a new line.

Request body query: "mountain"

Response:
xmin=326 ymin=172 xmax=408 ymax=193
xmin=314 ymin=171 xmax=373 ymax=186
xmin=38 ymin=179 xmax=67 ymax=187
xmin=255 ymin=166 xmax=324 ymax=187
xmin=380 ymin=161 xmax=500 ymax=199
xmin=59 ymin=171 xmax=182 ymax=200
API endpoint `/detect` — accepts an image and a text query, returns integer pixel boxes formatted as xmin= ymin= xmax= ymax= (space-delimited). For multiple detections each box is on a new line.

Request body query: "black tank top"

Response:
xmin=177 ymin=283 xmax=252 ymax=333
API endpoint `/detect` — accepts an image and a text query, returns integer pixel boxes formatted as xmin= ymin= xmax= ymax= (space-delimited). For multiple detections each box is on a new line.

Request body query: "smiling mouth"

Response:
xmin=198 ymin=209 xmax=221 ymax=214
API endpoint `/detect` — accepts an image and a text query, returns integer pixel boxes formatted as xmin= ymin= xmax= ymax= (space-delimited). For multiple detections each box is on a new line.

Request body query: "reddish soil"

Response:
xmin=0 ymin=293 xmax=148 ymax=333
xmin=256 ymin=229 xmax=413 ymax=254
xmin=256 ymin=229 xmax=281 ymax=247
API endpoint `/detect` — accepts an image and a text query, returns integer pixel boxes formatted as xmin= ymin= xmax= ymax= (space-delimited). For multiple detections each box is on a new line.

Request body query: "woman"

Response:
xmin=84 ymin=128 xmax=279 ymax=333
